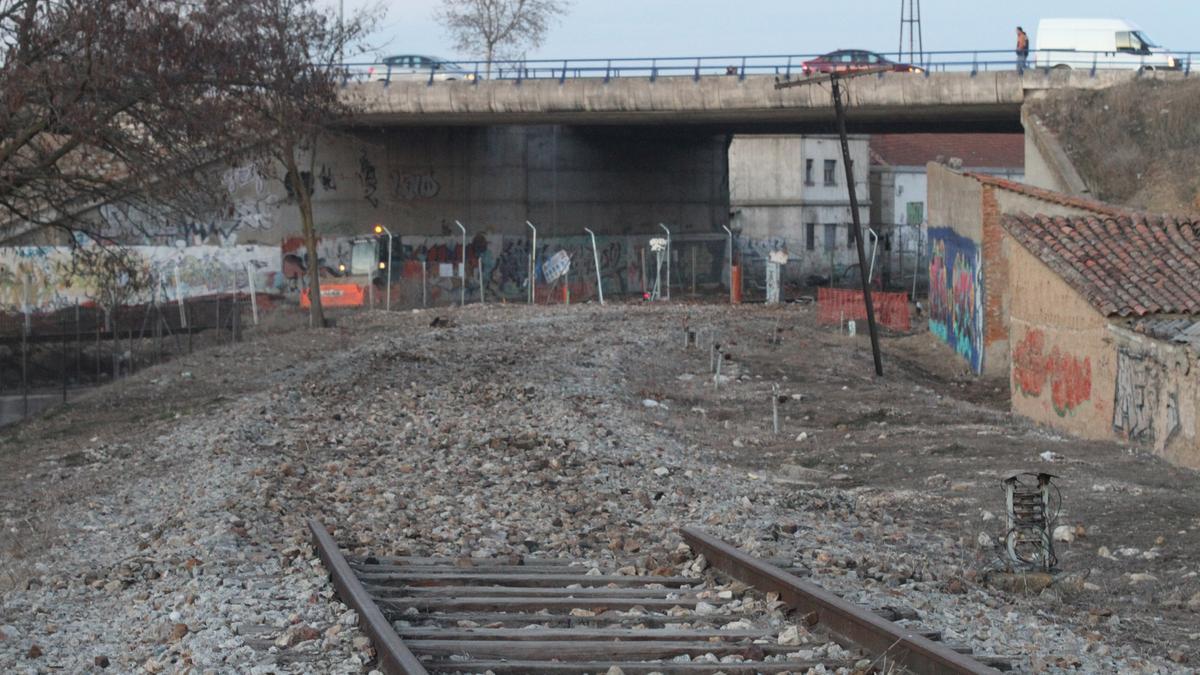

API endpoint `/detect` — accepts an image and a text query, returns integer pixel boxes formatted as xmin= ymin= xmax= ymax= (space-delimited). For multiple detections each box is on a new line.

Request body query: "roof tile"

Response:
xmin=1001 ymin=213 xmax=1200 ymax=318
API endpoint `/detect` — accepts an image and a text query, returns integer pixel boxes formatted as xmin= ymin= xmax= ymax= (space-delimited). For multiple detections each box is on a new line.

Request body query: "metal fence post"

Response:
xmin=658 ymin=223 xmax=671 ymax=300
xmin=246 ymin=263 xmax=259 ymax=325
xmin=583 ymin=228 xmax=604 ymax=305
xmin=525 ymin=221 xmax=537 ymax=304
xmin=721 ymin=225 xmax=733 ymax=303
xmin=454 ymin=220 xmax=467 ymax=307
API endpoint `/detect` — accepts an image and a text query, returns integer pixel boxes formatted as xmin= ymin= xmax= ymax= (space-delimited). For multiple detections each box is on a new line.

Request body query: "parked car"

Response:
xmin=377 ymin=55 xmax=475 ymax=81
xmin=1034 ymin=18 xmax=1180 ymax=71
xmin=801 ymin=50 xmax=921 ymax=75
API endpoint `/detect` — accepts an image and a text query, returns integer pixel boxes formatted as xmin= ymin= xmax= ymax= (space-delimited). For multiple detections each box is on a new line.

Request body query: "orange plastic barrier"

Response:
xmin=300 ymin=283 xmax=366 ymax=308
xmin=817 ymin=287 xmax=910 ymax=332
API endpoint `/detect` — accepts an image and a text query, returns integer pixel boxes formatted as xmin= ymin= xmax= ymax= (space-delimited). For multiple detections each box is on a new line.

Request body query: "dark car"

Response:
xmin=801 ymin=50 xmax=922 ymax=75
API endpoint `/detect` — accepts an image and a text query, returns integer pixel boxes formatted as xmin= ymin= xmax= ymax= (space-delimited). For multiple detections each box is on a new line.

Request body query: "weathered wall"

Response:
xmin=927 ymin=225 xmax=984 ymax=372
xmin=0 ymin=245 xmax=280 ymax=311
xmin=927 ymin=164 xmax=1117 ymax=376
xmin=100 ymin=125 xmax=731 ymax=248
xmin=1109 ymin=327 xmax=1200 ymax=469
xmin=1021 ymin=104 xmax=1090 ymax=195
xmin=729 ymin=135 xmax=870 ymax=280
xmin=1006 ymin=238 xmax=1114 ymax=438
xmin=926 ymin=164 xmax=986 ymax=372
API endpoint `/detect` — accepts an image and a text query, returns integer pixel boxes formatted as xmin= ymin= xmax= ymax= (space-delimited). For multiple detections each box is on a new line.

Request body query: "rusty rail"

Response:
xmin=680 ymin=526 xmax=998 ymax=675
xmin=308 ymin=518 xmax=430 ymax=675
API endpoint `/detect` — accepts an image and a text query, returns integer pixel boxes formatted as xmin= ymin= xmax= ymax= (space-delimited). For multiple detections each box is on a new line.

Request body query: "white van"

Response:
xmin=1034 ymin=18 xmax=1180 ymax=71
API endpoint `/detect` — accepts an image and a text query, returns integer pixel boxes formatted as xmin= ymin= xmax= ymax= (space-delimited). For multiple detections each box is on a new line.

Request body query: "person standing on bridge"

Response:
xmin=1016 ymin=26 xmax=1030 ymax=72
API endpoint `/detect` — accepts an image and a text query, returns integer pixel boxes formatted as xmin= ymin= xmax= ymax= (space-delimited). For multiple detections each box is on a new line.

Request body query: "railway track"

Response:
xmin=309 ymin=518 xmax=1002 ymax=675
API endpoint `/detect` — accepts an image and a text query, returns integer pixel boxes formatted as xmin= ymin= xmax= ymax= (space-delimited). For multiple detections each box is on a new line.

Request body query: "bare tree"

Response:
xmin=233 ymin=0 xmax=375 ymax=328
xmin=0 ymin=1 xmax=267 ymax=242
xmin=436 ymin=0 xmax=569 ymax=76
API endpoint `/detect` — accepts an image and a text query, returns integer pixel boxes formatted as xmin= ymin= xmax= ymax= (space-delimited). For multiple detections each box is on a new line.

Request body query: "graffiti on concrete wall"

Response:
xmin=1013 ymin=328 xmax=1093 ymax=416
xmin=357 ymin=150 xmax=380 ymax=208
xmin=99 ymin=163 xmax=282 ymax=246
xmin=0 ymin=245 xmax=281 ymax=311
xmin=391 ymin=171 xmax=440 ymax=201
xmin=927 ymin=227 xmax=984 ymax=373
xmin=1113 ymin=348 xmax=1162 ymax=442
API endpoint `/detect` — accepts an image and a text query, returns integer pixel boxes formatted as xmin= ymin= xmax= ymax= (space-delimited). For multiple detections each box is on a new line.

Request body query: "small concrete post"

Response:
xmin=714 ymin=348 xmax=722 ymax=390
xmin=772 ymin=384 xmax=780 ymax=434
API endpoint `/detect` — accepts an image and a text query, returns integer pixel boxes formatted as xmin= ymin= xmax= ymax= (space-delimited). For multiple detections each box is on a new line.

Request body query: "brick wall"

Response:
xmin=980 ymin=186 xmax=1009 ymax=377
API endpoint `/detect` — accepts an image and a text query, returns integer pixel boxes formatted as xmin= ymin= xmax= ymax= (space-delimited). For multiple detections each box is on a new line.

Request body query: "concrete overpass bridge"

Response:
xmin=339 ymin=70 xmax=1157 ymax=133
xmin=219 ymin=67 xmax=1172 ymax=249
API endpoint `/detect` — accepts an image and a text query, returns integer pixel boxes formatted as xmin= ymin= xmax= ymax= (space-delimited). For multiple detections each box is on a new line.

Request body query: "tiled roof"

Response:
xmin=870 ymin=134 xmax=1024 ymax=169
xmin=1131 ymin=317 xmax=1200 ymax=348
xmin=1001 ymin=213 xmax=1200 ymax=318
xmin=967 ymin=172 xmax=1130 ymax=218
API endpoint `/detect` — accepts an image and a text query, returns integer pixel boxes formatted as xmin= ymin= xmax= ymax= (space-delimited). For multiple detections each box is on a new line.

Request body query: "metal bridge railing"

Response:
xmin=337 ymin=49 xmax=1197 ymax=86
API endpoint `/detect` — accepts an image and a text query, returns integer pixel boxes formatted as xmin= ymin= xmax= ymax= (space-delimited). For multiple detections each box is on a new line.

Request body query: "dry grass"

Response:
xmin=1029 ymin=78 xmax=1200 ymax=215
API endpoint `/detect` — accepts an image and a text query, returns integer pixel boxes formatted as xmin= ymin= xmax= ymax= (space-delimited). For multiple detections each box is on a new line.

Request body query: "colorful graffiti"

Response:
xmin=927 ymin=228 xmax=984 ymax=373
xmin=0 ymin=245 xmax=281 ymax=311
xmin=1013 ymin=328 xmax=1093 ymax=416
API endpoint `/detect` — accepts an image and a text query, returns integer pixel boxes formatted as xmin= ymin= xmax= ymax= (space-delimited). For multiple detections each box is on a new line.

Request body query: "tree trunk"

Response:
xmin=485 ymin=44 xmax=494 ymax=79
xmin=285 ymin=149 xmax=324 ymax=327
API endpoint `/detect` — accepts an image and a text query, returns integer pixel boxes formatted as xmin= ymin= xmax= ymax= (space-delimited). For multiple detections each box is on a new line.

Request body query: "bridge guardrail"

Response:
xmin=336 ymin=49 xmax=1196 ymax=86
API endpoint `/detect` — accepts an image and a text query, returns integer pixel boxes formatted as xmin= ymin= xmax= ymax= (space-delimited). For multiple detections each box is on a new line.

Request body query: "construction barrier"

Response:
xmin=301 ymin=283 xmax=366 ymax=309
xmin=817 ymin=287 xmax=911 ymax=332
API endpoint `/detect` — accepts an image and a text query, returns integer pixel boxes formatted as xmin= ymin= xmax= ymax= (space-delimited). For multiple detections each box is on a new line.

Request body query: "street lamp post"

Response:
xmin=373 ymin=224 xmax=394 ymax=311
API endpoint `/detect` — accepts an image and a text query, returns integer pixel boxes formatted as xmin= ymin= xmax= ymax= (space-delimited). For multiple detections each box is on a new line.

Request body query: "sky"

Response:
xmin=338 ymin=1 xmax=1196 ymax=63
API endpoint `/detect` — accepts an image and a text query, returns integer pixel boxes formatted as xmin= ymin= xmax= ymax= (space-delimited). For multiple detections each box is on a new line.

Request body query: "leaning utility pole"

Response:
xmin=777 ymin=68 xmax=886 ymax=376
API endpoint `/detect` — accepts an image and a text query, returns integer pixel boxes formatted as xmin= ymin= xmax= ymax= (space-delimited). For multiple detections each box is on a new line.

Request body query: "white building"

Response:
xmin=728 ymin=134 xmax=871 ymax=285
xmin=869 ymin=133 xmax=1025 ymax=232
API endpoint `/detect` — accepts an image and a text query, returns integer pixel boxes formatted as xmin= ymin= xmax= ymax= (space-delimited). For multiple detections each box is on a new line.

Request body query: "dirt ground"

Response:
xmin=625 ymin=303 xmax=1200 ymax=666
xmin=1 ymin=301 xmax=1197 ymax=673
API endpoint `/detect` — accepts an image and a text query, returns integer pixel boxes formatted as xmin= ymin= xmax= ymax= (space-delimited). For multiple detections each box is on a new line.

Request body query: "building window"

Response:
xmin=805 ymin=159 xmax=814 ymax=186
xmin=847 ymin=226 xmax=856 ymax=249
xmin=823 ymin=224 xmax=837 ymax=252
xmin=805 ymin=223 xmax=815 ymax=251
xmin=823 ymin=159 xmax=837 ymax=186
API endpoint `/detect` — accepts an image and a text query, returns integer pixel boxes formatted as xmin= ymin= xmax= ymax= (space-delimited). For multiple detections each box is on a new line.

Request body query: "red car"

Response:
xmin=801 ymin=50 xmax=922 ymax=75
